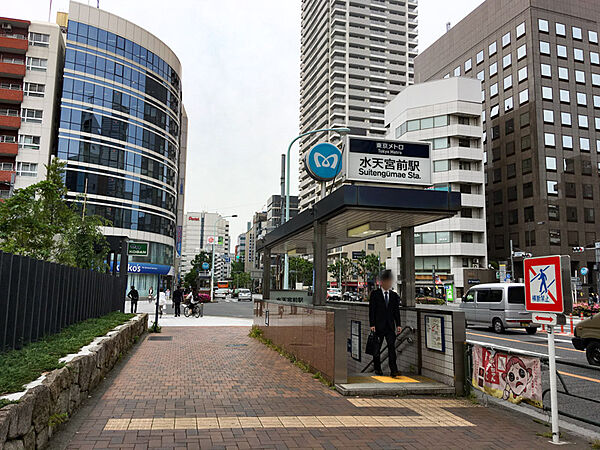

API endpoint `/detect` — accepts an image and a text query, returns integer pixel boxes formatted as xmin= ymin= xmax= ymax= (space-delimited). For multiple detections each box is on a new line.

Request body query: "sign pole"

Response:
xmin=547 ymin=326 xmax=560 ymax=444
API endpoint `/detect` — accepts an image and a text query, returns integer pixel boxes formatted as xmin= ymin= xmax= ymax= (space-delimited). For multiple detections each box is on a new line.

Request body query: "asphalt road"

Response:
xmin=205 ymin=297 xmax=254 ymax=318
xmin=466 ymin=325 xmax=600 ymax=433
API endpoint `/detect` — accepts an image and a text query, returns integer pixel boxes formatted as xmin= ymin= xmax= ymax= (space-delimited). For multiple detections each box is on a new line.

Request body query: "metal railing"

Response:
xmin=361 ymin=327 xmax=415 ymax=373
xmin=0 ymin=83 xmax=21 ymax=90
xmin=0 ymin=135 xmax=16 ymax=143
xmin=0 ymin=108 xmax=19 ymax=117
xmin=465 ymin=340 xmax=600 ymax=428
xmin=0 ymin=33 xmax=27 ymax=40
xmin=0 ymin=251 xmax=127 ymax=352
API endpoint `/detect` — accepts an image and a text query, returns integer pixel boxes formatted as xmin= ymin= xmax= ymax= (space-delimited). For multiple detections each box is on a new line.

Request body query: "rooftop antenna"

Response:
xmin=446 ymin=22 xmax=451 ymax=33
xmin=48 ymin=0 xmax=52 ymax=22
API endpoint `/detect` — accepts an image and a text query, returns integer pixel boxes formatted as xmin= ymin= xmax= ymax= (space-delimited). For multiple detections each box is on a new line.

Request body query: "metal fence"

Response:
xmin=0 ymin=250 xmax=127 ymax=352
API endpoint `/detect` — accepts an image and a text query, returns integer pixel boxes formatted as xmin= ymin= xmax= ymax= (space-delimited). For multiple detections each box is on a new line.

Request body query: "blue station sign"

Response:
xmin=304 ymin=142 xmax=343 ymax=182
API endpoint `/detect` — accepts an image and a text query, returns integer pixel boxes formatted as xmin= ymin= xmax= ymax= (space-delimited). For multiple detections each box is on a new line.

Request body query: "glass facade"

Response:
xmin=58 ymin=20 xmax=182 ymax=243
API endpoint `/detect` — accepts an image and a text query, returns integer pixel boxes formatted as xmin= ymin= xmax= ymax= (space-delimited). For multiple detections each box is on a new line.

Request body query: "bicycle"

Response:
xmin=183 ymin=301 xmax=203 ymax=318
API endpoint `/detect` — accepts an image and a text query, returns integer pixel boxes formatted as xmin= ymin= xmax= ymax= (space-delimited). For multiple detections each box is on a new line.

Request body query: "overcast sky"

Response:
xmin=5 ymin=0 xmax=485 ymax=242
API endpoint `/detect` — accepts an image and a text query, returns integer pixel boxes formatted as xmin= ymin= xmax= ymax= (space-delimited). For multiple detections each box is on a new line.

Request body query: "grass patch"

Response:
xmin=248 ymin=326 xmax=333 ymax=388
xmin=536 ymin=431 xmax=563 ymax=439
xmin=591 ymin=439 xmax=600 ymax=449
xmin=0 ymin=399 xmax=18 ymax=409
xmin=0 ymin=311 xmax=134 ymax=396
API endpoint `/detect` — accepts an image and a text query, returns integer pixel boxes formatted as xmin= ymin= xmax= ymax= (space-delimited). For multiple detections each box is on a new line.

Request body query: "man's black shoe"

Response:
xmin=390 ymin=372 xmax=401 ymax=378
xmin=374 ymin=370 xmax=383 ymax=376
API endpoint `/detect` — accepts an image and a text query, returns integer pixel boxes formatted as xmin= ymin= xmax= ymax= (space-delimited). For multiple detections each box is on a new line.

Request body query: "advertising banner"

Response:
xmin=176 ymin=226 xmax=182 ymax=257
xmin=472 ymin=345 xmax=542 ymax=407
xmin=344 ymin=137 xmax=431 ymax=186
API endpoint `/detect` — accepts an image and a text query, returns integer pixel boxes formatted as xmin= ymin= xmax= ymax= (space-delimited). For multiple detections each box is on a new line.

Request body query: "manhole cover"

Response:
xmin=148 ymin=336 xmax=173 ymax=341
xmin=226 ymin=344 xmax=248 ymax=347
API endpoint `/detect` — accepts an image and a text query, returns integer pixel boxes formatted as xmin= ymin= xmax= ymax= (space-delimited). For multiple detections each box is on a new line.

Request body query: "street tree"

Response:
xmin=183 ymin=251 xmax=212 ymax=289
xmin=327 ymin=257 xmax=355 ymax=292
xmin=289 ymin=256 xmax=313 ymax=287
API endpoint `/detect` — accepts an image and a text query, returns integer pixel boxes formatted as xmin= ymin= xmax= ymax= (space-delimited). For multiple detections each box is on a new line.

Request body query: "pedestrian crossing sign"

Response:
xmin=524 ymin=255 xmax=571 ymax=313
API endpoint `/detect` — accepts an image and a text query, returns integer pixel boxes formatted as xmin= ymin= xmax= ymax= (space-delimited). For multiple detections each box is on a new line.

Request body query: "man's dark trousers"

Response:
xmin=174 ymin=302 xmax=181 ymax=317
xmin=130 ymin=301 xmax=137 ymax=314
xmin=369 ymin=288 xmax=401 ymax=375
xmin=373 ymin=331 xmax=397 ymax=374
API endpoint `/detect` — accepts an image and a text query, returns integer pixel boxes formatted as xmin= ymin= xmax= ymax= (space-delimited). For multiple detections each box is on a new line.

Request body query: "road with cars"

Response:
xmin=466 ymin=325 xmax=600 ymax=432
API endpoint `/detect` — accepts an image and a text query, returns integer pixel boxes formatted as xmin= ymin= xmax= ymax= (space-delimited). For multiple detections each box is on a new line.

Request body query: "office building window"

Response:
xmin=563 ymin=135 xmax=573 ymax=149
xmin=574 ymin=48 xmax=584 ymax=62
xmin=549 ymin=204 xmax=560 ymax=221
xmin=508 ymin=209 xmax=518 ymax=225
xmin=523 ymin=158 xmax=532 ymax=174
xmin=542 ymin=86 xmax=553 ymax=100
xmin=561 ymin=112 xmax=572 ymax=126
xmin=21 ymin=109 xmax=42 ymax=123
xmin=557 ymin=67 xmax=568 ymax=81
xmin=520 ymin=111 xmax=530 ymax=128
xmin=590 ymin=30 xmax=599 ymax=43
xmin=16 ymin=162 xmax=37 ymax=177
xmin=507 ymin=163 xmax=516 ymax=179
xmin=544 ymin=133 xmax=555 ymax=147
xmin=504 ymin=97 xmax=513 ymax=112
xmin=519 ymin=88 xmax=529 ymax=104
xmin=524 ymin=206 xmax=534 ymax=222
xmin=454 ymin=66 xmax=461 ymax=77
xmin=583 ymin=159 xmax=592 ymax=175
xmin=538 ymin=19 xmax=549 ymax=33
xmin=505 ymin=118 xmax=514 ymax=134
xmin=566 ymin=182 xmax=577 ymax=197
xmin=557 ymin=44 xmax=567 ymax=58
xmin=596 ymin=96 xmax=600 ymax=108
xmin=559 ymin=89 xmax=570 ymax=103
xmin=596 ymin=118 xmax=600 ymax=130
xmin=525 ymin=230 xmax=536 ymax=247
xmin=573 ymin=26 xmax=583 ymax=40
xmin=465 ymin=58 xmax=472 ymax=72
xmin=521 ymin=134 xmax=531 ymax=150
xmin=579 ymin=115 xmax=589 ymax=128
xmin=493 ymin=190 xmax=502 ymax=205
xmin=585 ymin=208 xmax=595 ymax=223
xmin=476 ymin=50 xmax=484 ymax=64
xmin=433 ymin=160 xmax=450 ymax=172
xmin=518 ymin=66 xmax=528 ymax=82
xmin=523 ymin=182 xmax=533 ymax=198
xmin=577 ymin=92 xmax=587 ymax=106
xmin=568 ymin=231 xmax=579 ymax=247
xmin=583 ymin=184 xmax=594 ymax=199
xmin=581 ymin=138 xmax=591 ymax=151
xmin=507 ymin=185 xmax=517 ymax=201
xmin=503 ymin=53 xmax=512 ymax=68
xmin=547 ymin=181 xmax=558 ymax=195
xmin=556 ymin=23 xmax=566 ymax=36
xmin=540 ymin=63 xmax=551 ymax=77
xmin=546 ymin=156 xmax=557 ymax=170
xmin=477 ymin=70 xmax=484 ymax=81
xmin=516 ymin=22 xmax=525 ymax=38
xmin=517 ymin=44 xmax=527 ymax=60
xmin=543 ymin=109 xmax=554 ymax=123
xmin=502 ymin=32 xmax=511 ymax=47
xmin=592 ymin=73 xmax=600 ymax=86
xmin=540 ymin=41 xmax=550 ymax=55
xmin=591 ymin=52 xmax=600 ymax=65
xmin=575 ymin=70 xmax=585 ymax=84
xmin=28 ymin=32 xmax=49 ymax=47
xmin=23 ymin=82 xmax=45 ymax=97
xmin=489 ymin=41 xmax=497 ymax=56
xmin=504 ymin=74 xmax=513 ymax=90
xmin=490 ymin=104 xmax=499 ymax=118
xmin=490 ymin=83 xmax=498 ymax=97
xmin=490 ymin=61 xmax=497 ymax=76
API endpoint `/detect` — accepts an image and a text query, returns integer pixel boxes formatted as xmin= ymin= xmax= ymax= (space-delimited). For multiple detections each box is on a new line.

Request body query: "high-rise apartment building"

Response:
xmin=0 ymin=17 xmax=64 ymax=198
xmin=385 ymin=77 xmax=487 ymax=296
xmin=181 ymin=212 xmax=231 ymax=276
xmin=57 ymin=2 xmax=186 ymax=295
xmin=245 ymin=211 xmax=268 ymax=285
xmin=266 ymin=194 xmax=299 ymax=232
xmin=415 ymin=0 xmax=600 ymax=282
xmin=298 ymin=0 xmax=418 ymax=210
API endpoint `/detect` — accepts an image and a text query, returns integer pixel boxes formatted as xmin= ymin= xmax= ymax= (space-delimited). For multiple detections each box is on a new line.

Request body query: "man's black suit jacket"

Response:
xmin=369 ymin=289 xmax=401 ymax=334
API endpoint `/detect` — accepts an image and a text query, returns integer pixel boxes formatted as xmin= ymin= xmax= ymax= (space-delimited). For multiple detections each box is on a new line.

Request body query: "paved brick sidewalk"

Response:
xmin=58 ymin=327 xmax=586 ymax=449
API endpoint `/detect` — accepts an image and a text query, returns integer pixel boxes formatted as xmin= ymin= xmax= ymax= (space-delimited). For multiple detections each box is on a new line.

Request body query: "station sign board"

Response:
xmin=343 ymin=137 xmax=432 ymax=186
xmin=524 ymin=255 xmax=572 ymax=314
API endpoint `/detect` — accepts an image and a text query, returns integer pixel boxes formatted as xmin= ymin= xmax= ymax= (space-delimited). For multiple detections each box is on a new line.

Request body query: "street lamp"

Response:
xmin=210 ymin=214 xmax=237 ymax=301
xmin=283 ymin=127 xmax=350 ymax=290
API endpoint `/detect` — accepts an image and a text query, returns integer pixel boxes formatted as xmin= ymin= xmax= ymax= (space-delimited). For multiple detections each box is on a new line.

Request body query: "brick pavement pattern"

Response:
xmin=63 ymin=327 xmax=585 ymax=449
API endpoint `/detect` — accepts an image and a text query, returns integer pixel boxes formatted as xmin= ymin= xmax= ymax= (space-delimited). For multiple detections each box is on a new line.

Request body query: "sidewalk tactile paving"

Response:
xmin=60 ymin=326 xmax=586 ymax=449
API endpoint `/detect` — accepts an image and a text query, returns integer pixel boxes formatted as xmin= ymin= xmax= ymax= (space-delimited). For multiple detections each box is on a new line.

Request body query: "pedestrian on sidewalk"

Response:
xmin=127 ymin=285 xmax=139 ymax=314
xmin=158 ymin=288 xmax=167 ymax=317
xmin=173 ymin=285 xmax=183 ymax=317
xmin=148 ymin=286 xmax=154 ymax=304
xmin=369 ymin=270 xmax=402 ymax=378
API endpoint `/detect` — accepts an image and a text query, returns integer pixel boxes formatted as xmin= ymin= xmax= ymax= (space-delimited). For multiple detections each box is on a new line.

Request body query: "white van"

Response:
xmin=460 ymin=283 xmax=537 ymax=334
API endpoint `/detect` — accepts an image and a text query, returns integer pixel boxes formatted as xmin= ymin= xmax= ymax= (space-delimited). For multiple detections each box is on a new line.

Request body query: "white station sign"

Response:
xmin=343 ymin=137 xmax=432 ymax=186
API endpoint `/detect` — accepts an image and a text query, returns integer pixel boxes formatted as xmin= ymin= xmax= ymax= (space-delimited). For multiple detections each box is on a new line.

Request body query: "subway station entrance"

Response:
xmin=254 ymin=184 xmax=468 ymax=393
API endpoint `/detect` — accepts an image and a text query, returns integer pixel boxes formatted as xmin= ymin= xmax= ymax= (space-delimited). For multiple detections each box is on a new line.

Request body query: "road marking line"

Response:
xmin=557 ymin=370 xmax=600 ymax=384
xmin=467 ymin=331 xmax=584 ymax=353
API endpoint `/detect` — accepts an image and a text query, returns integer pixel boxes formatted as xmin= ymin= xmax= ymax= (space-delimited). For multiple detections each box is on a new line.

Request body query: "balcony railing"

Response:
xmin=0 ymin=108 xmax=19 ymax=117
xmin=0 ymin=34 xmax=28 ymax=53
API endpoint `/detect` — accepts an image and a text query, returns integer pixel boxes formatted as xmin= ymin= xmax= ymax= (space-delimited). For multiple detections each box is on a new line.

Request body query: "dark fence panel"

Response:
xmin=0 ymin=251 xmax=128 ymax=352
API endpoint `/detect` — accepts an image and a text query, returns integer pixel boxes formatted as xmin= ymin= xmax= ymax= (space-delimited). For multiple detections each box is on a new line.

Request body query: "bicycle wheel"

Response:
xmin=193 ymin=306 xmax=201 ymax=318
xmin=183 ymin=306 xmax=191 ymax=317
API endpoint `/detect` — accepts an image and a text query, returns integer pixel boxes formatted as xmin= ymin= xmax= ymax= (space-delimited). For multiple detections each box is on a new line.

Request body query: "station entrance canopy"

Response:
xmin=257 ymin=185 xmax=461 ymax=306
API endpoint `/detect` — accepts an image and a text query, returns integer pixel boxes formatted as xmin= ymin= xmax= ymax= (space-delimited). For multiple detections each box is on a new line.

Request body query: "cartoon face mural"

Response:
xmin=501 ymin=356 xmax=532 ymax=399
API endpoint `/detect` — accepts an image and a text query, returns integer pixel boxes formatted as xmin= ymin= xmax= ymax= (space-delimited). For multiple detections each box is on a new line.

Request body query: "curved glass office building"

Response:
xmin=57 ymin=2 xmax=186 ymax=295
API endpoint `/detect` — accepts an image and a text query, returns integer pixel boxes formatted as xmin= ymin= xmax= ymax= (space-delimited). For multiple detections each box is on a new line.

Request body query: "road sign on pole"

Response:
xmin=524 ymin=255 xmax=572 ymax=445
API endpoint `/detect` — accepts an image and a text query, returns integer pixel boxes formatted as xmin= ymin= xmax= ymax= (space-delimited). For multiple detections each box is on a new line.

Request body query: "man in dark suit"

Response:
xmin=172 ymin=286 xmax=183 ymax=317
xmin=369 ymin=270 xmax=402 ymax=377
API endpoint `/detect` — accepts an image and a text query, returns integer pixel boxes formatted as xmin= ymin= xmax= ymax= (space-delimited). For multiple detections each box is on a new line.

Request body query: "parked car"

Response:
xmin=460 ymin=283 xmax=537 ymax=334
xmin=572 ymin=313 xmax=600 ymax=365
xmin=238 ymin=289 xmax=252 ymax=301
xmin=343 ymin=291 xmax=361 ymax=302
xmin=214 ymin=288 xmax=229 ymax=299
xmin=327 ymin=288 xmax=341 ymax=301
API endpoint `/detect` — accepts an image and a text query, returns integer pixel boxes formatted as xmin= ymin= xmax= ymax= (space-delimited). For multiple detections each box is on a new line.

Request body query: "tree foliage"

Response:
xmin=183 ymin=251 xmax=212 ymax=289
xmin=0 ymin=159 xmax=109 ymax=269
xmin=327 ymin=257 xmax=356 ymax=291
xmin=289 ymin=256 xmax=313 ymax=286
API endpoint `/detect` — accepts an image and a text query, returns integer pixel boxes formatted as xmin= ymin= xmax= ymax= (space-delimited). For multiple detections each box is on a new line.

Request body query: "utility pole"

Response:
xmin=509 ymin=239 xmax=514 ymax=282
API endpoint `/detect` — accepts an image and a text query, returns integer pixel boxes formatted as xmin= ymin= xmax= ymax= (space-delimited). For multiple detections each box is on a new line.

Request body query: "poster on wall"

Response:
xmin=350 ymin=320 xmax=361 ymax=361
xmin=424 ymin=315 xmax=445 ymax=352
xmin=472 ymin=344 xmax=542 ymax=407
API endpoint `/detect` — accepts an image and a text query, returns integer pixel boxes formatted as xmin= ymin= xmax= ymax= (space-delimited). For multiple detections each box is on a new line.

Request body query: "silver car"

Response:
xmin=238 ymin=289 xmax=252 ymax=301
xmin=460 ymin=283 xmax=537 ymax=334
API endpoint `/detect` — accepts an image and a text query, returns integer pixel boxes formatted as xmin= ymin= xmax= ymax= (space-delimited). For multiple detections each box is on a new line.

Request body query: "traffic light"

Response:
xmin=572 ymin=246 xmax=585 ymax=253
